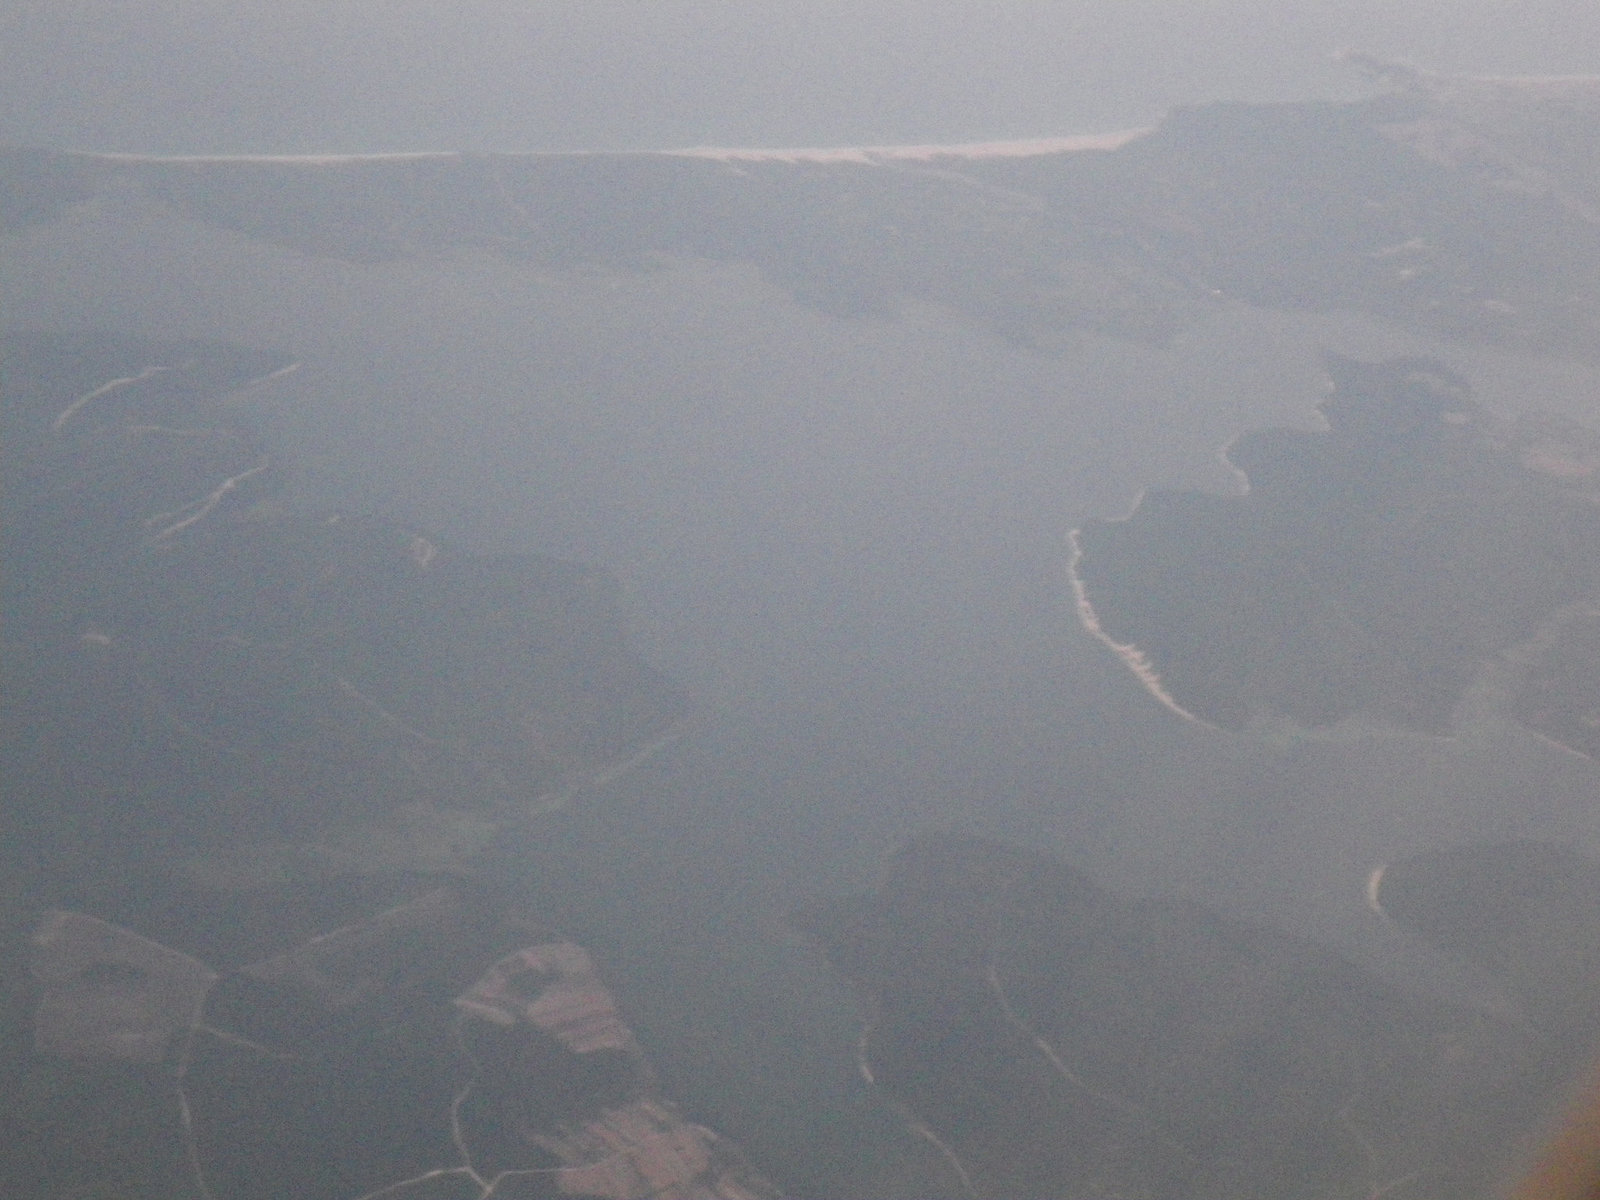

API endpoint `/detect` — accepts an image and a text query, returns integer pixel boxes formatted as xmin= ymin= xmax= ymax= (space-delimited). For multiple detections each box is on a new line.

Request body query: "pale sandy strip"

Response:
xmin=52 ymin=365 xmax=169 ymax=430
xmin=676 ymin=129 xmax=1149 ymax=164
xmin=1065 ymin=528 xmax=1214 ymax=729
xmin=70 ymin=130 xmax=1148 ymax=170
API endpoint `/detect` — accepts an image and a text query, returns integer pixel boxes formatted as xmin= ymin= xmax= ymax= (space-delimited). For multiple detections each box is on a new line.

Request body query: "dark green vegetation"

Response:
xmin=3 ymin=330 xmax=685 ymax=886
xmin=799 ymin=833 xmax=1598 ymax=1200
xmin=1072 ymin=355 xmax=1600 ymax=734
xmin=6 ymin=74 xmax=1600 ymax=357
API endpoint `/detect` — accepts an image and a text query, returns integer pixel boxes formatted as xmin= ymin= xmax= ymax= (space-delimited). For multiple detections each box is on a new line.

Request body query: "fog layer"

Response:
xmin=4 ymin=1 xmax=1600 ymax=152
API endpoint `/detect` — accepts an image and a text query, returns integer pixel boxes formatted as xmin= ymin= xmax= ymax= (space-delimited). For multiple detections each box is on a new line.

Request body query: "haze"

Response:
xmin=3 ymin=0 xmax=1599 ymax=153
xmin=9 ymin=7 xmax=1600 ymax=1198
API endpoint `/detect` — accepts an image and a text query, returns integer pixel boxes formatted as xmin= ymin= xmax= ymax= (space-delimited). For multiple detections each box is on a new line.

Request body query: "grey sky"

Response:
xmin=2 ymin=2 xmax=1598 ymax=153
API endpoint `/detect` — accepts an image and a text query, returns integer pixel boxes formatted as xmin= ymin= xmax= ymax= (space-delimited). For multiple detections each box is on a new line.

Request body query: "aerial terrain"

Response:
xmin=5 ymin=66 xmax=1600 ymax=1197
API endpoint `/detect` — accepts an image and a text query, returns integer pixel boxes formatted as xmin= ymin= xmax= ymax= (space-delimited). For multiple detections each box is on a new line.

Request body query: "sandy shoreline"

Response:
xmin=67 ymin=130 xmax=1150 ymax=168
